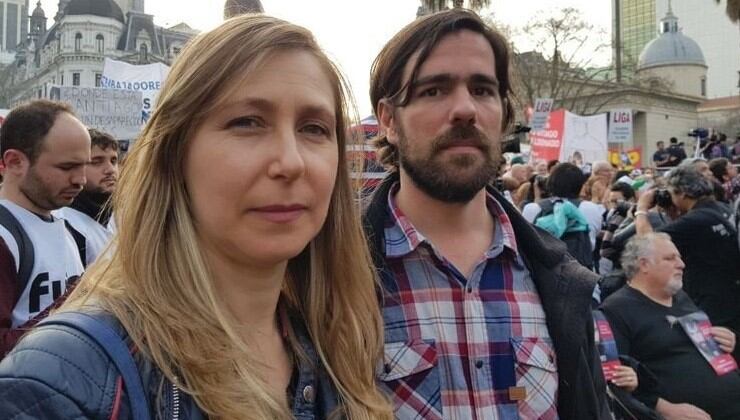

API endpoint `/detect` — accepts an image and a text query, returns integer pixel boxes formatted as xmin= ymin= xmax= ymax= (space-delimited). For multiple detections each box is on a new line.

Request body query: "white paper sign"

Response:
xmin=608 ymin=109 xmax=633 ymax=143
xmin=559 ymin=111 xmax=608 ymax=164
xmin=51 ymin=86 xmax=143 ymax=140
xmin=100 ymin=58 xmax=169 ymax=125
xmin=531 ymin=98 xmax=554 ymax=131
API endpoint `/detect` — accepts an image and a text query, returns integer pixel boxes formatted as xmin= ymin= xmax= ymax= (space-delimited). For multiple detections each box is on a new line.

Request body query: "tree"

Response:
xmin=420 ymin=0 xmax=490 ymax=13
xmin=495 ymin=7 xmax=667 ymax=117
xmin=715 ymin=0 xmax=740 ymax=23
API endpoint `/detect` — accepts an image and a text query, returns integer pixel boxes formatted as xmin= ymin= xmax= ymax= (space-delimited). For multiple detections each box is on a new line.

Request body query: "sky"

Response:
xmin=39 ymin=0 xmax=612 ymax=117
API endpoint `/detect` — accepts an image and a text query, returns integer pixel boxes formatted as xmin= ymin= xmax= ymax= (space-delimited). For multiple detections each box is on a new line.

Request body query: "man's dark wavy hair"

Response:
xmin=369 ymin=9 xmax=515 ymax=171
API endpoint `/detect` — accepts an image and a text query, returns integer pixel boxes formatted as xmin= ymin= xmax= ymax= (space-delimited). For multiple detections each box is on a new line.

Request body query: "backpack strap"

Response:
xmin=0 ymin=204 xmax=35 ymax=298
xmin=37 ymin=312 xmax=152 ymax=420
xmin=63 ymin=220 xmax=87 ymax=267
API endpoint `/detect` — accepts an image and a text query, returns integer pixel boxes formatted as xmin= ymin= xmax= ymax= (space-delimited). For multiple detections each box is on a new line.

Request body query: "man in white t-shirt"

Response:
xmin=57 ymin=128 xmax=119 ymax=266
xmin=0 ymin=100 xmax=89 ymax=356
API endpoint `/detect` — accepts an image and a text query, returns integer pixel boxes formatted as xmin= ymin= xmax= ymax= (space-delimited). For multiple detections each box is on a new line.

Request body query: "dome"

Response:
xmin=224 ymin=0 xmax=264 ymax=19
xmin=32 ymin=1 xmax=45 ymax=18
xmin=64 ymin=0 xmax=125 ymax=23
xmin=637 ymin=7 xmax=706 ymax=70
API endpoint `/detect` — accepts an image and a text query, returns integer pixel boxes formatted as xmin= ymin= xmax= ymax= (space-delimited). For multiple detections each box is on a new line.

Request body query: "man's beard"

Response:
xmin=19 ymin=167 xmax=73 ymax=211
xmin=398 ymin=124 xmax=500 ymax=203
xmin=664 ymin=276 xmax=683 ymax=296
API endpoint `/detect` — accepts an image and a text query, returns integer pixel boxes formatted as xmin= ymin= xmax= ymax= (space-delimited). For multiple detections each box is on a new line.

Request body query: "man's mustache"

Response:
xmin=431 ymin=125 xmax=491 ymax=154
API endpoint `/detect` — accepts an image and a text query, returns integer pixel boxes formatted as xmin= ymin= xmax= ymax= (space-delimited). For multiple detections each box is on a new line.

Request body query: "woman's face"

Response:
xmin=184 ymin=50 xmax=339 ymax=269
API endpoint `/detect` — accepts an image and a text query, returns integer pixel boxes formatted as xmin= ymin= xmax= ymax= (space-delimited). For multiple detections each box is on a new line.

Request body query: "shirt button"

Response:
xmin=475 ymin=360 xmax=484 ymax=369
xmin=466 ymin=286 xmax=473 ymax=293
xmin=302 ymin=385 xmax=315 ymax=403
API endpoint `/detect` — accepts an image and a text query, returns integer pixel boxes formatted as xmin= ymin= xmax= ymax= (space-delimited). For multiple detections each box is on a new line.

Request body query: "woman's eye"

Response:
xmin=226 ymin=117 xmax=261 ymax=129
xmin=301 ymin=123 xmax=330 ymax=137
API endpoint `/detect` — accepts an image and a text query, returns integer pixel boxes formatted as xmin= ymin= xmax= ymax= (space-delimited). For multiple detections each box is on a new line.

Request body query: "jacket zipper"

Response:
xmin=171 ymin=379 xmax=180 ymax=420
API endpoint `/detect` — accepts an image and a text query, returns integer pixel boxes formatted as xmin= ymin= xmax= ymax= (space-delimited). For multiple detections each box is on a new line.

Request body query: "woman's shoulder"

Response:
xmin=0 ymin=313 xmax=124 ymax=419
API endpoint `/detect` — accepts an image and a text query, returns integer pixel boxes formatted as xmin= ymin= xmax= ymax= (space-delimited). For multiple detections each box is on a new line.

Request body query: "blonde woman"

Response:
xmin=0 ymin=15 xmax=391 ymax=420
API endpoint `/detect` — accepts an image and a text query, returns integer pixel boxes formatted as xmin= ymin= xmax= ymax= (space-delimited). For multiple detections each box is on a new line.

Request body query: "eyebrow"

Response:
xmin=411 ymin=73 xmax=499 ymax=89
xmin=219 ymin=98 xmax=335 ymax=124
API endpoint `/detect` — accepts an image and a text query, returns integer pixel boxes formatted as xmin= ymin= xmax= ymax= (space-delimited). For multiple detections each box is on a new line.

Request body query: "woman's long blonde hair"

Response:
xmin=62 ymin=14 xmax=391 ymax=419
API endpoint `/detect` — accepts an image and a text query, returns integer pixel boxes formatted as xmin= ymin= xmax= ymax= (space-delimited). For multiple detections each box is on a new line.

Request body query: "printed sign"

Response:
xmin=101 ymin=58 xmax=169 ymax=124
xmin=50 ymin=86 xmax=142 ymax=140
xmin=608 ymin=109 xmax=633 ymax=143
xmin=531 ymin=98 xmax=554 ymax=131
xmin=608 ymin=147 xmax=642 ymax=170
xmin=668 ymin=311 xmax=738 ymax=376
xmin=529 ymin=109 xmax=565 ymax=163
xmin=593 ymin=310 xmax=621 ymax=381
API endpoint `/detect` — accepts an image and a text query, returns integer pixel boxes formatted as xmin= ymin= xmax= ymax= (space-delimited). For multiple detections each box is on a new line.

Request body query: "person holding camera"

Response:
xmin=635 ymin=167 xmax=740 ymax=359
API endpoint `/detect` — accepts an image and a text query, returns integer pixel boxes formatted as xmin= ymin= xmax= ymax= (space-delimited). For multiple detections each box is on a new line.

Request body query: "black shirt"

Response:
xmin=652 ymin=150 xmax=670 ymax=167
xmin=601 ymin=286 xmax=740 ymax=420
xmin=657 ymin=199 xmax=740 ymax=334
xmin=666 ymin=145 xmax=687 ymax=167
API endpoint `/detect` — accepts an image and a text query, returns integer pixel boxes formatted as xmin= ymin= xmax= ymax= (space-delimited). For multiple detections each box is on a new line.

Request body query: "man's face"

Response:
xmin=644 ymin=238 xmax=685 ymax=296
xmin=381 ymin=30 xmax=503 ymax=203
xmin=19 ymin=113 xmax=90 ymax=212
xmin=657 ymin=142 xmax=664 ymax=150
xmin=727 ymin=163 xmax=738 ymax=179
xmin=607 ymin=190 xmax=626 ymax=209
xmin=693 ymin=161 xmax=712 ymax=179
xmin=86 ymin=145 xmax=119 ymax=194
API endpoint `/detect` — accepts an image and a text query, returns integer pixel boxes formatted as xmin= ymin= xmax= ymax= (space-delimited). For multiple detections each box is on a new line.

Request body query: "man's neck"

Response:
xmin=395 ymin=170 xmax=492 ymax=240
xmin=0 ymin=183 xmax=52 ymax=218
xmin=628 ymin=279 xmax=673 ymax=307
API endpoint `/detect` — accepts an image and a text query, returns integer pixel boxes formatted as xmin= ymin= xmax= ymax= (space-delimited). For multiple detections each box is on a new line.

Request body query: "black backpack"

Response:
xmin=534 ymin=198 xmax=594 ymax=270
xmin=0 ymin=204 xmax=86 ymax=305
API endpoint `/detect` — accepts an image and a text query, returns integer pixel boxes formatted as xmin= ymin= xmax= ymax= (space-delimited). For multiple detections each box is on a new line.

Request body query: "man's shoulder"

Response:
xmin=601 ymin=285 xmax=640 ymax=311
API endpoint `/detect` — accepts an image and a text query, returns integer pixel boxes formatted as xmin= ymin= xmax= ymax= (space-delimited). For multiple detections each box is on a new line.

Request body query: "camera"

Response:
xmin=614 ymin=201 xmax=632 ymax=218
xmin=654 ymin=189 xmax=673 ymax=208
xmin=688 ymin=128 xmax=709 ymax=138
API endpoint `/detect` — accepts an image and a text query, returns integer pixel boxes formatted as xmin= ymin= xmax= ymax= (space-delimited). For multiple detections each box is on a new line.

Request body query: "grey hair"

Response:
xmin=677 ymin=157 xmax=706 ymax=169
xmin=621 ymin=232 xmax=672 ymax=280
xmin=666 ymin=166 xmax=714 ymax=199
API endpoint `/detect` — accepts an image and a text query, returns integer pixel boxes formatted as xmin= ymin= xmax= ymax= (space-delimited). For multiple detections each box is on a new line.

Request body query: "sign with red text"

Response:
xmin=608 ymin=109 xmax=633 ymax=143
xmin=529 ymin=109 xmax=565 ymax=163
xmin=669 ymin=311 xmax=738 ymax=376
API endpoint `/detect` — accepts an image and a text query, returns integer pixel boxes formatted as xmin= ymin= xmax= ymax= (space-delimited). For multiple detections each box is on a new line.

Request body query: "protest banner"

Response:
xmin=608 ymin=147 xmax=642 ymax=170
xmin=529 ymin=109 xmax=565 ymax=163
xmin=560 ymin=111 xmax=608 ymax=164
xmin=531 ymin=98 xmax=554 ymax=132
xmin=593 ymin=311 xmax=621 ymax=381
xmin=101 ymin=58 xmax=169 ymax=124
xmin=608 ymin=109 xmax=633 ymax=143
xmin=51 ymin=86 xmax=142 ymax=140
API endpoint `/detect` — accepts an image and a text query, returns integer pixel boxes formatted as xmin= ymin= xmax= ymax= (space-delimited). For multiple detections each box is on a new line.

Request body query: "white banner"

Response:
xmin=531 ymin=98 xmax=554 ymax=131
xmin=100 ymin=58 xmax=169 ymax=124
xmin=51 ymin=86 xmax=143 ymax=140
xmin=608 ymin=109 xmax=633 ymax=143
xmin=559 ymin=111 xmax=608 ymax=164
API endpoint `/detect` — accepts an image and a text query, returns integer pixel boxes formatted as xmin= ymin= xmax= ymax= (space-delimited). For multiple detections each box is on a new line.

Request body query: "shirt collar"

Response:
xmin=384 ymin=182 xmax=522 ymax=261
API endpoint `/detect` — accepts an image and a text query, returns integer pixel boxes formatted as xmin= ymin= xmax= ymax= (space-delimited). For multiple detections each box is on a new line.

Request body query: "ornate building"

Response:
xmin=223 ymin=0 xmax=263 ymax=19
xmin=0 ymin=0 xmax=197 ymax=106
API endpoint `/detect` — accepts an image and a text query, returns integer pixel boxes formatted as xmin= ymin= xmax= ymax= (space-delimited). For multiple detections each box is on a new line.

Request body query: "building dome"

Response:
xmin=64 ymin=0 xmax=125 ymax=24
xmin=224 ymin=0 xmax=264 ymax=19
xmin=32 ymin=1 xmax=45 ymax=18
xmin=637 ymin=6 xmax=706 ymax=70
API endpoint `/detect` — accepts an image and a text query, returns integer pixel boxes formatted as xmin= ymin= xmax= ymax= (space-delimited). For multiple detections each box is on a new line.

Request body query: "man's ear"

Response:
xmin=3 ymin=149 xmax=30 ymax=175
xmin=377 ymin=99 xmax=399 ymax=146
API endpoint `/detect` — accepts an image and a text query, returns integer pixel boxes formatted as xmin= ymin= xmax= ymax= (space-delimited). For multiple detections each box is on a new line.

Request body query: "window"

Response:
xmin=72 ymin=72 xmax=80 ymax=86
xmin=96 ymin=34 xmax=104 ymax=53
xmin=701 ymin=77 xmax=707 ymax=97
xmin=139 ymin=43 xmax=148 ymax=62
xmin=95 ymin=73 xmax=102 ymax=87
xmin=75 ymin=33 xmax=82 ymax=51
xmin=60 ymin=73 xmax=64 ymax=85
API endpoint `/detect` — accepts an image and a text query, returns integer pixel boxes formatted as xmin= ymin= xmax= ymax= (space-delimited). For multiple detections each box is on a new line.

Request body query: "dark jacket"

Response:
xmin=362 ymin=173 xmax=612 ymax=420
xmin=0 ymin=309 xmax=339 ymax=419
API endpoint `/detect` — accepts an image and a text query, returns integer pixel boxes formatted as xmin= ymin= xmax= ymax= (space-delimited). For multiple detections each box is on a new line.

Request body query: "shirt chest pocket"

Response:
xmin=511 ymin=337 xmax=559 ymax=418
xmin=377 ymin=339 xmax=443 ymax=420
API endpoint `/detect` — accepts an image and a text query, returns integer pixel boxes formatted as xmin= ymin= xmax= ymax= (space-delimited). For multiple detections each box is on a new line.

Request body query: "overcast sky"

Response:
xmin=39 ymin=0 xmax=612 ymax=116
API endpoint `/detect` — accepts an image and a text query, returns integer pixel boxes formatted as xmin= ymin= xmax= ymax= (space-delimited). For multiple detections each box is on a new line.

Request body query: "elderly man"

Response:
xmin=600 ymin=233 xmax=740 ymax=420
xmin=636 ymin=167 xmax=740 ymax=352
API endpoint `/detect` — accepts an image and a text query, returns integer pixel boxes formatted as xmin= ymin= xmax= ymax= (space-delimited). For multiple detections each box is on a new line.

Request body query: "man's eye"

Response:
xmin=472 ymin=86 xmax=496 ymax=96
xmin=419 ymin=87 xmax=441 ymax=97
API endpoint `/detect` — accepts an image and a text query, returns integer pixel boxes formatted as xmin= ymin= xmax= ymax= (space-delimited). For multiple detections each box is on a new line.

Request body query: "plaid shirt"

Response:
xmin=378 ymin=184 xmax=559 ymax=420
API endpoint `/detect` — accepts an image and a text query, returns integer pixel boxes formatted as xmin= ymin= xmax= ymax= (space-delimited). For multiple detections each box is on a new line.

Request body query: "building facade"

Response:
xmin=0 ymin=0 xmax=197 ymax=107
xmin=0 ymin=0 xmax=28 ymax=64
xmin=612 ymin=0 xmax=656 ymax=79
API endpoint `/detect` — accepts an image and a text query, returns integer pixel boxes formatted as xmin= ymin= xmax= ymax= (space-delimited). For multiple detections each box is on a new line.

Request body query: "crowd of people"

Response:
xmin=0 ymin=8 xmax=737 ymax=420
